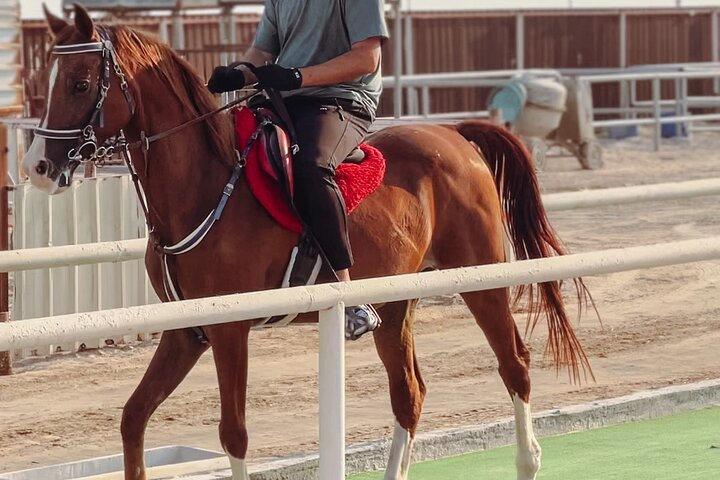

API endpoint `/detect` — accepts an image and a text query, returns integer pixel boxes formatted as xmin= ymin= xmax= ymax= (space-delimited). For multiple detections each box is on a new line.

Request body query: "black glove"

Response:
xmin=254 ymin=64 xmax=303 ymax=91
xmin=207 ymin=64 xmax=246 ymax=94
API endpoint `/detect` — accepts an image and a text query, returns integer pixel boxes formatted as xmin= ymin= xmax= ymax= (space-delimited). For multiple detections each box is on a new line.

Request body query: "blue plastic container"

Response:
xmin=488 ymin=81 xmax=527 ymax=123
xmin=661 ymin=112 xmax=687 ymax=138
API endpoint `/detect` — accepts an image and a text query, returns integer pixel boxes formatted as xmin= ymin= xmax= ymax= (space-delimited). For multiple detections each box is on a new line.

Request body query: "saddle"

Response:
xmin=234 ymin=104 xmax=385 ymax=326
xmin=237 ymin=106 xmax=385 ymax=233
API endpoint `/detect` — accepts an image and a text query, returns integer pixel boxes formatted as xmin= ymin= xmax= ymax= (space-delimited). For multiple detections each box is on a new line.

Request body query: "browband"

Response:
xmin=52 ymin=42 xmax=104 ymax=55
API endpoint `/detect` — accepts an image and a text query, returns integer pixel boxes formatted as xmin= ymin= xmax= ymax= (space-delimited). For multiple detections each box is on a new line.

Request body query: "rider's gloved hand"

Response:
xmin=207 ymin=64 xmax=246 ymax=94
xmin=254 ymin=64 xmax=303 ymax=91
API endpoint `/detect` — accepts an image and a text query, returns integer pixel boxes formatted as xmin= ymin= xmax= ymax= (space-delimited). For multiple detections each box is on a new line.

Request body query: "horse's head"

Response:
xmin=23 ymin=4 xmax=135 ymax=194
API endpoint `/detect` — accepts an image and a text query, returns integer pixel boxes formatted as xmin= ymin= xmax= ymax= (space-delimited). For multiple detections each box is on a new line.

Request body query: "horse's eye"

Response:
xmin=75 ymin=80 xmax=90 ymax=92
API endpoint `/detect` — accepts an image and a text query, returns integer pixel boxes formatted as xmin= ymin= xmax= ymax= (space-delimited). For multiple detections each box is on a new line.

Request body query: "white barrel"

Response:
xmin=524 ymin=77 xmax=568 ymax=111
xmin=515 ymin=77 xmax=568 ymax=138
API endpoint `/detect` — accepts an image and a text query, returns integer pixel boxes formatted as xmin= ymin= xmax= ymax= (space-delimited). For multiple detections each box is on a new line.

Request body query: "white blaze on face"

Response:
xmin=513 ymin=393 xmax=542 ymax=480
xmin=23 ymin=59 xmax=66 ymax=194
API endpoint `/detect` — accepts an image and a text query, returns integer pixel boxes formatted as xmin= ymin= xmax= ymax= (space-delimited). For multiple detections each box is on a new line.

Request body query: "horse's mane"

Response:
xmin=102 ymin=25 xmax=235 ymax=165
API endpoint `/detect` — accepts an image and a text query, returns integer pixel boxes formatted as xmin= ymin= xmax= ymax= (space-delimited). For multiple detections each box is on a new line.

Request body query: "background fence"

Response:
xmin=18 ymin=8 xmax=720 ymax=117
xmin=10 ymin=176 xmax=158 ymax=359
xmin=4 ymin=176 xmax=719 ymax=362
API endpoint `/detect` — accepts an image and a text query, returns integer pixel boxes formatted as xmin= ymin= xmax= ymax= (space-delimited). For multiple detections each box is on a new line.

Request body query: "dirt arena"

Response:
xmin=1 ymin=128 xmax=719 ymax=473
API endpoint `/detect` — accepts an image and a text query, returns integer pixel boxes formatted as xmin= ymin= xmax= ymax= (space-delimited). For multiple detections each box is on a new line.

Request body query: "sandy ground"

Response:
xmin=1 ymin=128 xmax=719 ymax=474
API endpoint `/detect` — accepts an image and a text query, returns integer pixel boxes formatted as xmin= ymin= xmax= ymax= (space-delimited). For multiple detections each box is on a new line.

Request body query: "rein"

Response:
xmin=125 ymin=91 xmax=260 ymax=153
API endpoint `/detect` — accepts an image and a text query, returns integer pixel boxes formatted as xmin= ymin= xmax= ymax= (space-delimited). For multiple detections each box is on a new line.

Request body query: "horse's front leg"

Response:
xmin=121 ymin=328 xmax=209 ymax=480
xmin=206 ymin=322 xmax=252 ymax=480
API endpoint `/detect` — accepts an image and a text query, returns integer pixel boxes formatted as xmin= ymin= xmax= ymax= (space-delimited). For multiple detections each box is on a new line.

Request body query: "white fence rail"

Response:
xmin=9 ymin=176 xmax=158 ymax=358
xmin=1 ymin=176 xmax=717 ymax=360
xmin=542 ymin=178 xmax=720 ymax=212
xmin=0 ymin=177 xmax=720 ymax=360
xmin=3 ymin=177 xmax=718 ymax=273
xmin=3 ymin=236 xmax=720 ymax=351
xmin=1 ymin=176 xmax=719 ymax=478
xmin=1 ymin=236 xmax=720 ymax=479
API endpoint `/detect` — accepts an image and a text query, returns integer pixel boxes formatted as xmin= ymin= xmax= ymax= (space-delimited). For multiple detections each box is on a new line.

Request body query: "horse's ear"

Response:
xmin=43 ymin=4 xmax=68 ymax=36
xmin=72 ymin=3 xmax=94 ymax=39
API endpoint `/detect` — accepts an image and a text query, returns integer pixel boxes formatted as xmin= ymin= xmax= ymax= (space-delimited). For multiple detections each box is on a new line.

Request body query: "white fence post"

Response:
xmin=516 ymin=14 xmax=525 ymax=70
xmin=713 ymin=10 xmax=719 ymax=94
xmin=653 ymin=77 xmax=661 ymax=151
xmin=319 ymin=301 xmax=346 ymax=480
xmin=392 ymin=0 xmax=403 ymax=119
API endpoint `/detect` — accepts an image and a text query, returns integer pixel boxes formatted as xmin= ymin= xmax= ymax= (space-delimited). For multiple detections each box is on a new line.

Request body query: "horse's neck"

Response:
xmin=126 ymin=78 xmax=232 ymax=244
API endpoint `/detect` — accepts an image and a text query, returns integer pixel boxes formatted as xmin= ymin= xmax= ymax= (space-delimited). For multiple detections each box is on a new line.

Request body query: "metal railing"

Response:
xmin=578 ymin=68 xmax=720 ymax=151
xmin=381 ymin=69 xmax=563 ymax=118
xmin=377 ymin=63 xmax=720 ymax=151
xmin=8 ymin=62 xmax=720 ymax=163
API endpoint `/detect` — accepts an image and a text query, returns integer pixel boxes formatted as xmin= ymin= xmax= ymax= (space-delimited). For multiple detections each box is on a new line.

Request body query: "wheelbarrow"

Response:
xmin=489 ymin=75 xmax=603 ymax=170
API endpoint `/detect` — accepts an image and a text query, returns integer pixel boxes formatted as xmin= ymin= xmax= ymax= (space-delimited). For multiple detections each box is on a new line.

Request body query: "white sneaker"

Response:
xmin=344 ymin=304 xmax=381 ymax=340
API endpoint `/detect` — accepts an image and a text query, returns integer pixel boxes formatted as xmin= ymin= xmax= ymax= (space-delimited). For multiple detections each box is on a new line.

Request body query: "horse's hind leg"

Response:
xmin=374 ymin=299 xmax=426 ymax=480
xmin=460 ymin=289 xmax=541 ymax=480
xmin=122 ymin=328 xmax=209 ymax=480
xmin=205 ymin=322 xmax=252 ymax=480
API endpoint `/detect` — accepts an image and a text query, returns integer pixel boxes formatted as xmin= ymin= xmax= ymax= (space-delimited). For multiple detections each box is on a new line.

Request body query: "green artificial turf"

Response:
xmin=349 ymin=407 xmax=720 ymax=479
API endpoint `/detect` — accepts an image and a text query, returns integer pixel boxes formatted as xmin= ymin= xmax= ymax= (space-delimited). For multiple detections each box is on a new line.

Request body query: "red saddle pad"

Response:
xmin=236 ymin=107 xmax=386 ymax=233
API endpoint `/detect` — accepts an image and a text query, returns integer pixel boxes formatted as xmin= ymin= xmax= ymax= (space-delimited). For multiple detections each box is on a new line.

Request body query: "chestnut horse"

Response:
xmin=23 ymin=6 xmax=591 ymax=480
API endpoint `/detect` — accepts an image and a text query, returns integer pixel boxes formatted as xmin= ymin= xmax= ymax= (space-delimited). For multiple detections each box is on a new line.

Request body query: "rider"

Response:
xmin=207 ymin=0 xmax=388 ymax=340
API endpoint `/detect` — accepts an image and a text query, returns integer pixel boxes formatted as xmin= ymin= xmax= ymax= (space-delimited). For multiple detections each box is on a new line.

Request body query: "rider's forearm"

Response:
xmin=236 ymin=46 xmax=275 ymax=84
xmin=299 ymin=38 xmax=382 ymax=88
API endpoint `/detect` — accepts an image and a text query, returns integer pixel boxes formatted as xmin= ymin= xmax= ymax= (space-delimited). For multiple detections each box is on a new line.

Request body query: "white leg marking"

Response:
xmin=384 ymin=420 xmax=413 ymax=480
xmin=513 ymin=393 xmax=541 ymax=480
xmin=226 ymin=453 xmax=250 ymax=480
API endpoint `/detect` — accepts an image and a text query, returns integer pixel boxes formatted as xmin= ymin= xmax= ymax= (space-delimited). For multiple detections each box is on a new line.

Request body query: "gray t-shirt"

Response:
xmin=252 ymin=0 xmax=389 ymax=119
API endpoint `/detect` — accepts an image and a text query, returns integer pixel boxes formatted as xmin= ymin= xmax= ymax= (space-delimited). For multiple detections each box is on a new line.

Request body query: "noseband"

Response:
xmin=33 ymin=30 xmax=136 ymax=165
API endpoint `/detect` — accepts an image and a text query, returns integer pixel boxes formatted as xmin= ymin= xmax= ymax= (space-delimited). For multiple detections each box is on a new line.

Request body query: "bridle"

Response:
xmin=33 ymin=30 xmax=136 ymax=167
xmin=32 ymin=29 xmax=259 ymax=167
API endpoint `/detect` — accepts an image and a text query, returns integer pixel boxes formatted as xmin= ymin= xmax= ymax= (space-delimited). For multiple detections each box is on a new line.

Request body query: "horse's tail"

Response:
xmin=456 ymin=120 xmax=594 ymax=383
